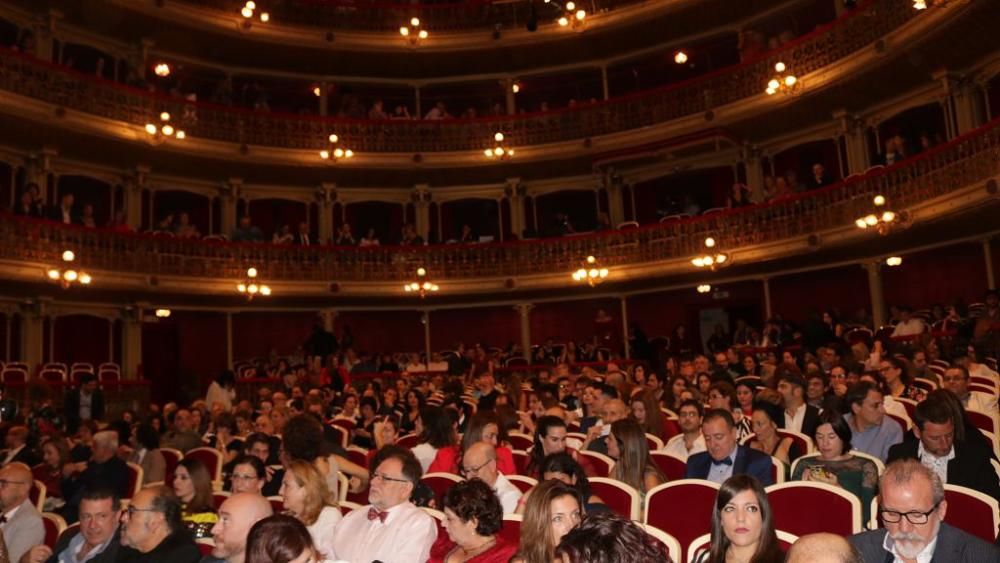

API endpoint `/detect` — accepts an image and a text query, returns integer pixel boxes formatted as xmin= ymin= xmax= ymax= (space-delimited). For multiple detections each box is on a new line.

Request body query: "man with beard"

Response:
xmin=849 ymin=459 xmax=998 ymax=561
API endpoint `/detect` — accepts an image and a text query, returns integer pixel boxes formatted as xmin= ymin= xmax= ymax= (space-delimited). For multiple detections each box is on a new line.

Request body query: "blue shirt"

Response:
xmin=58 ymin=531 xmax=114 ymax=563
xmin=845 ymin=413 xmax=903 ymax=462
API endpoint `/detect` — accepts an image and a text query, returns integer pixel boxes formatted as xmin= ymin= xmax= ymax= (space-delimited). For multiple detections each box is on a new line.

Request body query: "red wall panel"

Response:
xmin=769 ymin=266 xmax=870 ymax=324
xmin=429 ymin=306 xmax=520 ymax=351
xmin=334 ymin=310 xmax=423 ymax=354
xmin=627 ymin=280 xmax=764 ymax=341
xmin=529 ymin=298 xmax=620 ymax=345
xmin=53 ymin=314 xmax=111 ymax=366
xmin=248 ymin=198 xmax=307 ymax=240
xmin=153 ymin=190 xmax=211 ymax=235
xmin=881 ymin=243 xmax=987 ymax=307
xmin=173 ymin=311 xmax=228 ymax=397
xmin=534 ymin=190 xmax=599 ymax=233
xmin=232 ymin=312 xmax=316 ymax=361
xmin=345 ymin=202 xmax=405 ymax=244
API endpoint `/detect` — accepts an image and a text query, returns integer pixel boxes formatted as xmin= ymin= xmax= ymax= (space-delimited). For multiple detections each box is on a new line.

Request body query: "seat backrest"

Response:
xmin=98 ymin=369 xmax=120 ymax=383
xmin=213 ymin=491 xmax=231 ymax=510
xmin=499 ymin=514 xmax=522 ymax=547
xmin=39 ymin=369 xmax=65 ymax=383
xmin=396 ymin=433 xmax=420 ymax=449
xmin=125 ymin=462 xmax=144 ymax=499
xmin=98 ymin=362 xmax=120 ymax=373
xmin=645 ymin=480 xmax=720 ymax=562
xmin=1 ymin=368 xmax=27 ymax=383
xmin=640 ymin=524 xmax=681 ymax=562
xmin=645 ymin=433 xmax=664 ymax=451
xmin=577 ymin=451 xmax=615 ymax=477
xmin=942 ymin=484 xmax=999 ymax=543
xmin=268 ymin=495 xmax=285 ymax=513
xmin=650 ymin=450 xmax=688 ymax=481
xmin=687 ymin=533 xmax=712 ymax=563
xmin=775 ymin=429 xmax=815 ymax=455
xmin=185 ymin=448 xmax=223 ymax=482
xmin=766 ymin=481 xmax=862 ymax=537
xmin=770 ymin=456 xmax=785 ymax=484
xmin=30 ymin=479 xmax=47 ymax=512
xmin=57 ymin=522 xmax=80 ymax=546
xmin=421 ymin=472 xmax=463 ymax=507
xmin=70 ymin=362 xmax=94 ymax=373
xmin=326 ymin=424 xmax=349 ymax=449
xmin=330 ymin=417 xmax=355 ymax=431
xmin=510 ymin=449 xmax=530 ymax=475
xmin=588 ymin=477 xmax=640 ymax=521
xmin=346 ymin=445 xmax=369 ymax=469
xmin=41 ymin=512 xmax=67 ymax=549
xmin=507 ymin=431 xmax=534 ymax=451
xmin=196 ymin=537 xmax=215 ymax=556
xmin=506 ymin=474 xmax=537 ymax=494
xmin=159 ymin=447 xmax=183 ymax=482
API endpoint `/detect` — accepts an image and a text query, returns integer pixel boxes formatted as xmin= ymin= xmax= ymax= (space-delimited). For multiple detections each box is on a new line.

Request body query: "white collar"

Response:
xmin=917 ymin=442 xmax=955 ymax=464
xmin=882 ymin=530 xmax=938 ymax=563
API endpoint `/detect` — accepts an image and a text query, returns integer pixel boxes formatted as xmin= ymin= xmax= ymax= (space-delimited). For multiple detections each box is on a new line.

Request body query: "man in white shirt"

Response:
xmin=460 ymin=442 xmax=521 ymax=514
xmin=941 ymin=366 xmax=998 ymax=415
xmin=663 ymin=400 xmax=706 ymax=461
xmin=890 ymin=307 xmax=926 ymax=338
xmin=777 ymin=373 xmax=820 ymax=437
xmin=331 ymin=448 xmax=436 ymax=563
xmin=957 ymin=347 xmax=1000 ymax=387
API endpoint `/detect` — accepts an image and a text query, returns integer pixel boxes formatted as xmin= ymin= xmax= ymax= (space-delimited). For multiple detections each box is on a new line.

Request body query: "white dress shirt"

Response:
xmin=707 ymin=448 xmax=738 ymax=484
xmin=917 ymin=442 xmax=955 ymax=485
xmin=882 ymin=530 xmax=937 ymax=563
xmin=307 ymin=505 xmax=342 ymax=560
xmin=891 ymin=318 xmax=926 ymax=338
xmin=784 ymin=403 xmax=807 ymax=434
xmin=2 ymin=445 xmax=24 ymax=465
xmin=410 ymin=443 xmax=438 ymax=473
xmin=663 ymin=434 xmax=706 ymax=461
xmin=492 ymin=473 xmax=522 ymax=514
xmin=331 ymin=501 xmax=437 ymax=563
xmin=964 ymin=391 xmax=999 ymax=416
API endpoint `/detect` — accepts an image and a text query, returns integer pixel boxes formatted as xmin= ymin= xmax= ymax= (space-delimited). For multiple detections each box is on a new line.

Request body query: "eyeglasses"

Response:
xmin=461 ymin=458 xmax=495 ymax=476
xmin=371 ymin=472 xmax=409 ymax=484
xmin=879 ymin=502 xmax=940 ymax=524
xmin=125 ymin=506 xmax=160 ymax=518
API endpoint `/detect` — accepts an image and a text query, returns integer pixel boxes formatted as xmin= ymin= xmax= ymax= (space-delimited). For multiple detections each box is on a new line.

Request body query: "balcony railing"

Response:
xmin=0 ymin=0 xmax=919 ymax=153
xmin=180 ymin=0 xmax=647 ymax=32
xmin=2 ymin=114 xmax=998 ymax=283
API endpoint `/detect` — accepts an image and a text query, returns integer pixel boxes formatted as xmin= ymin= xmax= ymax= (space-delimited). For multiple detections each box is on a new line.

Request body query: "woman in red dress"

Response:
xmin=427 ymin=479 xmax=518 ymax=563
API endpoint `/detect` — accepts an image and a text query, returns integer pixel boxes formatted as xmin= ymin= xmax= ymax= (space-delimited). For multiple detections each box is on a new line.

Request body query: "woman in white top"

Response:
xmin=281 ymin=459 xmax=341 ymax=560
xmin=205 ymin=370 xmax=236 ymax=412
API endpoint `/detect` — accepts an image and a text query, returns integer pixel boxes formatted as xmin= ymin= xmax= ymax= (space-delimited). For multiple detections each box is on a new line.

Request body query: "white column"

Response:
xmin=620 ymin=297 xmax=630 ymax=359
xmin=504 ymin=79 xmax=516 ymax=115
xmin=413 ymin=185 xmax=431 ymax=242
xmin=225 ymin=312 xmax=234 ymax=369
xmin=505 ymin=178 xmax=525 ymax=239
xmin=953 ymin=81 xmax=988 ymax=135
xmin=605 ymin=175 xmax=625 ymax=226
xmin=4 ymin=314 xmax=11 ymax=361
xmin=48 ymin=315 xmax=55 ymax=363
xmin=124 ymin=166 xmax=147 ymax=230
xmin=863 ymin=262 xmax=887 ymax=329
xmin=762 ymin=277 xmax=773 ymax=319
xmin=743 ymin=150 xmax=765 ymax=202
xmin=319 ymin=81 xmax=329 ymax=116
xmin=107 ymin=319 xmax=114 ymax=363
xmin=985 ymin=240 xmax=996 ymax=290
xmin=317 ymin=183 xmax=335 ymax=243
xmin=320 ymin=309 xmax=337 ymax=333
xmin=834 ymin=110 xmax=870 ymax=175
xmin=516 ymin=303 xmax=533 ymax=360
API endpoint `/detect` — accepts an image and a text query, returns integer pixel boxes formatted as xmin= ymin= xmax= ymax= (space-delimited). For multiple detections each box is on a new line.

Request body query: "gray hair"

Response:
xmin=880 ymin=459 xmax=945 ymax=505
xmin=93 ymin=430 xmax=119 ymax=450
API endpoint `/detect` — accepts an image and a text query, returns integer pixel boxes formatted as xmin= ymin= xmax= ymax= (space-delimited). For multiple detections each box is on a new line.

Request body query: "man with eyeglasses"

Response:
xmin=663 ymin=399 xmax=706 ymax=461
xmin=460 ymin=442 xmax=521 ymax=514
xmin=0 ymin=463 xmax=42 ymax=562
xmin=119 ymin=485 xmax=200 ymax=562
xmin=940 ymin=365 xmax=998 ymax=415
xmin=331 ymin=447 xmax=436 ymax=563
xmin=20 ymin=486 xmax=128 ymax=563
xmin=849 ymin=459 xmax=999 ymax=561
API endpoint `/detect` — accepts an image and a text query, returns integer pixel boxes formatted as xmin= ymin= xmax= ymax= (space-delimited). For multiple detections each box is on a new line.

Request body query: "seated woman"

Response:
xmin=129 ymin=422 xmax=166 ymax=485
xmin=697 ymin=474 xmax=783 ymax=563
xmin=607 ymin=419 xmax=667 ymax=502
xmin=35 ymin=437 xmax=69 ymax=506
xmin=210 ymin=412 xmax=244 ymax=473
xmin=791 ymin=409 xmax=878 ymax=523
xmin=458 ymin=411 xmax=516 ymax=476
xmin=173 ymin=458 xmax=218 ymax=538
xmin=280 ymin=459 xmax=341 ymax=560
xmin=282 ymin=414 xmax=369 ymax=501
xmin=511 ymin=480 xmax=583 ymax=563
xmin=245 ymin=514 xmax=326 ymax=563
xmin=630 ymin=389 xmax=666 ymax=441
xmin=428 ymin=479 xmax=519 ymax=563
xmin=524 ymin=416 xmax=569 ymax=478
xmin=747 ymin=399 xmax=797 ymax=467
xmin=412 ymin=406 xmax=460 ymax=473
xmin=516 ymin=453 xmax=606 ymax=515
xmin=229 ymin=455 xmax=267 ymax=495
xmin=555 ymin=511 xmax=669 ymax=563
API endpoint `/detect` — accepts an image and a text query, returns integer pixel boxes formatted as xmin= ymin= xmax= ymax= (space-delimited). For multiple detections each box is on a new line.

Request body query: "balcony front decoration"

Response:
xmin=320 ymin=134 xmax=355 ymax=161
xmin=400 ymin=18 xmax=429 ymax=45
xmin=145 ymin=112 xmax=186 ymax=141
xmin=46 ymin=250 xmax=92 ymax=289
xmin=556 ymin=1 xmax=587 ymax=28
xmin=236 ymin=267 xmax=272 ymax=301
xmin=854 ymin=195 xmax=910 ymax=235
xmin=691 ymin=237 xmax=731 ymax=270
xmin=404 ymin=267 xmax=439 ymax=297
xmin=485 ymin=132 xmax=514 ymax=160
xmin=572 ymin=255 xmax=609 ymax=287
xmin=765 ymin=62 xmax=800 ymax=96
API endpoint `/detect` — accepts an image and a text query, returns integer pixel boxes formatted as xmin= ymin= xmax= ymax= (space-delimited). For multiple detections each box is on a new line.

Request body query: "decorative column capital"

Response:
xmin=221 ymin=177 xmax=243 ymax=200
xmin=316 ymin=183 xmax=337 ymax=205
xmin=411 ymin=184 xmax=432 ymax=204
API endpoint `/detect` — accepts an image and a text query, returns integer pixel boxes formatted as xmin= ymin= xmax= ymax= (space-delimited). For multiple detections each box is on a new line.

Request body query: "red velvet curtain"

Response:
xmin=429 ymin=307 xmax=520 ymax=351
xmin=769 ymin=266 xmax=870 ymax=324
xmin=534 ymin=190 xmax=598 ymax=233
xmin=248 ymin=198 xmax=307 ymax=240
xmin=439 ymin=199 xmax=500 ymax=242
xmin=881 ymin=243 xmax=986 ymax=307
xmin=334 ymin=311 xmax=423 ymax=354
xmin=772 ymin=140 xmax=840 ymax=185
xmin=153 ymin=190 xmax=211 ymax=234
xmin=344 ymin=201 xmax=404 ymax=244
xmin=232 ymin=312 xmax=317 ymax=361
xmin=53 ymin=314 xmax=112 ymax=367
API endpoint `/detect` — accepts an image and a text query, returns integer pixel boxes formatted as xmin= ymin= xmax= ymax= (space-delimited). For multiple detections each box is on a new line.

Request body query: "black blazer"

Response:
xmin=849 ymin=522 xmax=999 ymax=562
xmin=799 ymin=404 xmax=821 ymax=438
xmin=46 ymin=529 xmax=135 ymax=563
xmin=6 ymin=445 xmax=39 ymax=467
xmin=64 ymin=388 xmax=106 ymax=433
xmin=685 ymin=445 xmax=774 ymax=486
xmin=887 ymin=437 xmax=1000 ymax=500
xmin=122 ymin=531 xmax=201 ymax=563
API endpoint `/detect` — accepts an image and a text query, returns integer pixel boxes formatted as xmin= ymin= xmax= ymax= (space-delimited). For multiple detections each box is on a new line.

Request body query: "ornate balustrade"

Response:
xmin=180 ymin=0 xmax=646 ymax=32
xmin=0 ymin=0 xmax=919 ymax=153
xmin=2 ymin=114 xmax=998 ymax=283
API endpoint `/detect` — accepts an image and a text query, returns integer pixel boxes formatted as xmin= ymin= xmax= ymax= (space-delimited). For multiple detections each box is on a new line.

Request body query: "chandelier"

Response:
xmin=236 ymin=267 xmax=272 ymax=301
xmin=320 ymin=133 xmax=354 ymax=161
xmin=557 ymin=1 xmax=586 ymax=28
xmin=765 ymin=62 xmax=799 ymax=96
xmin=154 ymin=63 xmax=170 ymax=77
xmin=696 ymin=284 xmax=711 ymax=294
xmin=400 ymin=18 xmax=429 ymax=44
xmin=854 ymin=195 xmax=909 ymax=235
xmin=571 ymin=255 xmax=609 ymax=287
xmin=484 ymin=132 xmax=514 ymax=160
xmin=404 ymin=267 xmax=439 ymax=297
xmin=674 ymin=51 xmax=688 ymax=64
xmin=145 ymin=111 xmax=186 ymax=141
xmin=46 ymin=250 xmax=92 ymax=288
xmin=691 ymin=237 xmax=731 ymax=270
xmin=240 ymin=1 xmax=269 ymax=23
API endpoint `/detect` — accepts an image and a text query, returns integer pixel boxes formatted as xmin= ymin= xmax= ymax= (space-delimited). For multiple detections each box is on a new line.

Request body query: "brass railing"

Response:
xmin=179 ymin=0 xmax=648 ymax=32
xmin=2 ymin=115 xmax=998 ymax=282
xmin=0 ymin=0 xmax=921 ymax=153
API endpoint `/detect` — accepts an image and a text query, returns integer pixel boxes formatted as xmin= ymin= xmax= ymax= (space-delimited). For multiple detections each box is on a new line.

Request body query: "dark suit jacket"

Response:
xmin=61 ymin=456 xmax=129 ymax=523
xmin=124 ymin=531 xmax=201 ymax=563
xmin=5 ymin=445 xmax=39 ymax=467
xmin=46 ymin=528 xmax=135 ymax=563
xmin=685 ymin=445 xmax=774 ymax=486
xmin=47 ymin=205 xmax=78 ymax=224
xmin=64 ymin=388 xmax=106 ymax=433
xmin=800 ymin=404 xmax=821 ymax=438
xmin=887 ymin=437 xmax=1000 ymax=500
xmin=849 ymin=522 xmax=999 ymax=562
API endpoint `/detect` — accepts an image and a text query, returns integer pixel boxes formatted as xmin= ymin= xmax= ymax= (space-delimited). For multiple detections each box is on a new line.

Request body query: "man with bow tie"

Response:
xmin=331 ymin=447 xmax=436 ymax=563
xmin=685 ymin=409 xmax=774 ymax=485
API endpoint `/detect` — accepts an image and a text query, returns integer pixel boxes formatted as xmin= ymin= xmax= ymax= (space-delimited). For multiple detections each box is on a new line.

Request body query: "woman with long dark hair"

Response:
xmin=698 ymin=474 xmax=783 ymax=563
xmin=607 ymin=419 xmax=666 ymax=502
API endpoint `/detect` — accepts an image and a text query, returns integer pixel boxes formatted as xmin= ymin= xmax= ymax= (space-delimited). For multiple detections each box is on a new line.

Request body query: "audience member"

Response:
xmin=34 ymin=438 xmax=68 ymax=502
xmin=412 ymin=406 xmax=460 ymax=473
xmin=606 ymin=419 xmax=666 ymax=502
xmin=777 ymin=373 xmax=820 ymax=437
xmin=229 ymin=455 xmax=267 ymax=495
xmin=128 ymin=422 xmax=166 ymax=485
xmin=20 ymin=486 xmax=127 ymax=563
xmin=687 ymin=409 xmax=773 ymax=485
xmin=173 ymin=458 xmax=218 ymax=538
xmin=747 ymin=399 xmax=797 ymax=466
xmin=61 ymin=430 xmax=129 ymax=523
xmin=843 ymin=382 xmax=903 ymax=462
xmin=460 ymin=442 xmax=521 ymax=514
xmin=119 ymin=485 xmax=201 ymax=562
xmin=525 ymin=416 xmax=569 ymax=477
xmin=785 ymin=533 xmax=862 ymax=563
xmin=162 ymin=409 xmax=202 ymax=453
xmin=231 ymin=216 xmax=263 ymax=242
xmin=512 ymin=480 xmax=582 ymax=563
xmin=244 ymin=514 xmax=320 ymax=563
xmin=427 ymin=479 xmax=518 ymax=563
xmin=941 ymin=365 xmax=998 ymax=414
xmin=0 ymin=463 xmax=43 ymax=562
xmin=204 ymin=492 xmax=273 ymax=563
xmin=63 ymin=374 xmax=105 ymax=435
xmin=698 ymin=474 xmax=783 ymax=563
xmin=663 ymin=399 xmax=706 ymax=460
xmin=2 ymin=426 xmax=37 ymax=466
xmin=280 ymin=459 xmax=340 ymax=559
xmin=47 ymin=193 xmax=77 ymax=225
xmin=555 ymin=511 xmax=670 ymax=563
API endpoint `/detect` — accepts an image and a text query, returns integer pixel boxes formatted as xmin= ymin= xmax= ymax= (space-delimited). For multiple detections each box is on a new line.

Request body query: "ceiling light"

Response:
xmin=674 ymin=51 xmax=688 ymax=64
xmin=259 ymin=12 xmax=269 ymax=22
xmin=697 ymin=284 xmax=711 ymax=294
xmin=62 ymin=250 xmax=75 ymax=262
xmin=886 ymin=256 xmax=903 ymax=266
xmin=155 ymin=309 xmax=171 ymax=318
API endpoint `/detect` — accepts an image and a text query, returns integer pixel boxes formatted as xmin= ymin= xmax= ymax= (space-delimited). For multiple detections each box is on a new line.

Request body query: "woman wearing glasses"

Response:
xmin=697 ymin=474 xmax=783 ymax=563
xmin=428 ymin=479 xmax=518 ymax=563
xmin=280 ymin=459 xmax=341 ymax=560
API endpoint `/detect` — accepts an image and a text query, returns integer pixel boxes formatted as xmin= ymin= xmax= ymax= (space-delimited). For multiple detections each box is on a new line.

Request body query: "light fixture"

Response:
xmin=484 ymin=131 xmax=514 ymax=160
xmin=765 ymin=61 xmax=800 ymax=96
xmin=854 ymin=195 xmax=910 ymax=235
xmin=154 ymin=63 xmax=171 ymax=77
xmin=312 ymin=86 xmax=321 ymax=97
xmin=155 ymin=309 xmax=172 ymax=318
xmin=320 ymin=133 xmax=355 ymax=161
xmin=400 ymin=17 xmax=429 ymax=45
xmin=885 ymin=256 xmax=903 ymax=267
xmin=697 ymin=284 xmax=711 ymax=294
xmin=46 ymin=250 xmax=92 ymax=289
xmin=144 ymin=111 xmax=185 ymax=141
xmin=404 ymin=267 xmax=439 ymax=297
xmin=691 ymin=237 xmax=731 ymax=270
xmin=236 ymin=267 xmax=271 ymax=301
xmin=512 ymin=83 xmax=521 ymax=94
xmin=571 ymin=255 xmax=610 ymax=287
xmin=239 ymin=1 xmax=268 ymax=25
xmin=674 ymin=51 xmax=688 ymax=64
xmin=557 ymin=1 xmax=585 ymax=28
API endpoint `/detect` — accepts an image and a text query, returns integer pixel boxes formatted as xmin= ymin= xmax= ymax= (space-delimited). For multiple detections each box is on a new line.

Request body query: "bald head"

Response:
xmin=212 ymin=493 xmax=274 ymax=563
xmin=786 ymin=533 xmax=862 ymax=563
xmin=462 ymin=441 xmax=499 ymax=486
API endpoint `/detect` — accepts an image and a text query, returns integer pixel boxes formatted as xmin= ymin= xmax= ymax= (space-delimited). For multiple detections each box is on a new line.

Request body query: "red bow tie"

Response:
xmin=367 ymin=508 xmax=389 ymax=523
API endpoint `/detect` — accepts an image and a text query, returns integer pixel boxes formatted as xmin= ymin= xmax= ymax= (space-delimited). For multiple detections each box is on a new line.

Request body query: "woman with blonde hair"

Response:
xmin=280 ymin=459 xmax=341 ymax=560
xmin=511 ymin=480 xmax=583 ymax=563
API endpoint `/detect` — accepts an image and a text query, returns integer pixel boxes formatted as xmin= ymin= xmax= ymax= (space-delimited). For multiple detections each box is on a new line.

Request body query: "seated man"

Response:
xmin=331 ymin=447 xmax=436 ymax=563
xmin=201 ymin=492 xmax=273 ymax=563
xmin=119 ymin=485 xmax=200 ymax=563
xmin=161 ymin=409 xmax=202 ymax=453
xmin=0 ymin=463 xmax=43 ymax=562
xmin=460 ymin=442 xmax=521 ymax=514
xmin=20 ymin=486 xmax=129 ymax=563
xmin=849 ymin=459 xmax=999 ymax=561
xmin=843 ymin=382 xmax=903 ymax=462
xmin=61 ymin=431 xmax=129 ymax=523
xmin=685 ymin=409 xmax=773 ymax=486
xmin=1 ymin=426 xmax=37 ymax=467
xmin=662 ymin=400 xmax=706 ymax=461
xmin=887 ymin=391 xmax=1000 ymax=499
